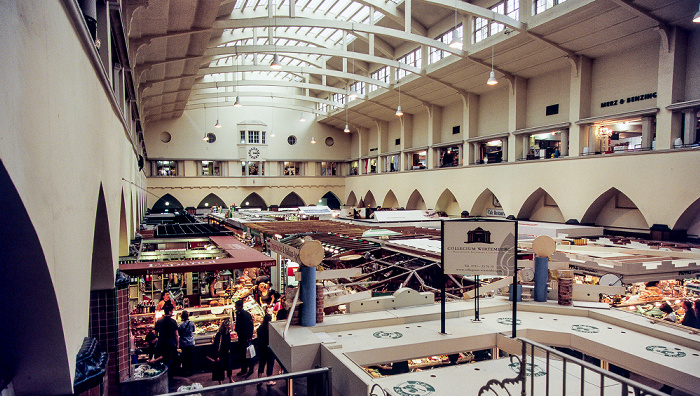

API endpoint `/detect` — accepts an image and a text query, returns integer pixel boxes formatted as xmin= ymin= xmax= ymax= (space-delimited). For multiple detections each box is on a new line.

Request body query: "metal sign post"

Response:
xmin=512 ymin=221 xmax=518 ymax=338
xmin=440 ymin=220 xmax=446 ymax=334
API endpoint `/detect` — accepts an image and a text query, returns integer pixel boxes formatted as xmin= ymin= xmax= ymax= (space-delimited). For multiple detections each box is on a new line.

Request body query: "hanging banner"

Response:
xmin=442 ymin=219 xmax=516 ymax=276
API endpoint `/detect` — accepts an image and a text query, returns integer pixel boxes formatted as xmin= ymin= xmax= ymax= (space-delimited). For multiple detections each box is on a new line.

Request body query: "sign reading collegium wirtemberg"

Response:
xmin=442 ymin=219 xmax=516 ymax=276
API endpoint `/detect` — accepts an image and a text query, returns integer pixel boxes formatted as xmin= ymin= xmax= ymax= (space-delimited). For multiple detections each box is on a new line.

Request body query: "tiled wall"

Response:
xmin=88 ymin=285 xmax=129 ymax=396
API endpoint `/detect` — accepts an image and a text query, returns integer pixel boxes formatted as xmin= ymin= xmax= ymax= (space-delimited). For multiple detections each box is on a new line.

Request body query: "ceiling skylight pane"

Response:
xmin=339 ymin=2 xmax=361 ymax=19
xmin=327 ymin=1 xmax=345 ymax=16
xmin=351 ymin=7 xmax=369 ymax=22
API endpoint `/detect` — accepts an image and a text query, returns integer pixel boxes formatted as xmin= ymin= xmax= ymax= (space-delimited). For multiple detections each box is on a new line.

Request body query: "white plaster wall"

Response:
xmin=440 ymin=102 xmax=463 ymax=143
xmin=146 ymin=106 xmax=351 ymax=161
xmin=412 ymin=111 xmax=429 ymax=147
xmin=685 ymin=31 xmax=700 ymax=100
xmin=478 ymin=87 xmax=509 ymax=135
xmin=0 ymin=1 xmax=144 ymax=393
xmin=525 ymin=67 xmax=571 ymax=127
xmin=367 ymin=123 xmax=379 ymax=153
xmin=590 ymin=42 xmax=660 ymax=118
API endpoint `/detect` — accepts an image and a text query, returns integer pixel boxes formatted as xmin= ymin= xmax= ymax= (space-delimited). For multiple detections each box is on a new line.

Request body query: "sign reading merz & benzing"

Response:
xmin=442 ymin=219 xmax=516 ymax=276
xmin=600 ymin=92 xmax=656 ymax=108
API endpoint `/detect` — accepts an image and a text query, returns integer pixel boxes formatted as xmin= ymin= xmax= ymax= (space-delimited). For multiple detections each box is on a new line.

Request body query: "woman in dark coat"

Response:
xmin=680 ymin=300 xmax=697 ymax=328
xmin=256 ymin=313 xmax=277 ymax=386
xmin=211 ymin=319 xmax=233 ymax=384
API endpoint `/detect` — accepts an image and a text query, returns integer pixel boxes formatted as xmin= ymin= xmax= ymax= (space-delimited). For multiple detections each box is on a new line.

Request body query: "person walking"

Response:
xmin=211 ymin=319 xmax=233 ymax=384
xmin=149 ymin=305 xmax=179 ymax=378
xmin=178 ymin=310 xmax=196 ymax=376
xmin=255 ymin=313 xmax=276 ymax=386
xmin=234 ymin=299 xmax=254 ymax=376
xmin=680 ymin=300 xmax=697 ymax=328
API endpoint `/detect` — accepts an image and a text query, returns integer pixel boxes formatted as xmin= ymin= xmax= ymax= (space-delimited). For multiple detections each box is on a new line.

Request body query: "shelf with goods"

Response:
xmin=363 ymin=352 xmax=475 ymax=378
xmin=173 ymin=297 xmax=266 ymax=345
xmin=129 ymin=313 xmax=156 ymax=356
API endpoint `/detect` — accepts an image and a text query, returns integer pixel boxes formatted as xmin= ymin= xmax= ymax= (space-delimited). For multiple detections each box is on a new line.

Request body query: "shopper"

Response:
xmin=255 ymin=313 xmax=277 ymax=386
xmin=211 ymin=319 xmax=233 ymax=384
xmin=234 ymin=299 xmax=254 ymax=376
xmin=694 ymin=300 xmax=700 ymax=329
xmin=659 ymin=303 xmax=676 ymax=323
xmin=680 ymin=300 xmax=697 ymax=328
xmin=273 ymin=294 xmax=288 ymax=321
xmin=150 ymin=304 xmax=179 ymax=376
xmin=178 ymin=310 xmax=196 ymax=376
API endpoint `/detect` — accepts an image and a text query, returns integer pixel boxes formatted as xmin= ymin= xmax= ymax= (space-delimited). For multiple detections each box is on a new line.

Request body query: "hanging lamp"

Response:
xmin=395 ymin=74 xmax=403 ymax=117
xmin=299 ymin=112 xmax=306 ymax=122
xmin=487 ymin=46 xmax=498 ymax=85
xmin=448 ymin=2 xmax=462 ymax=49
xmin=214 ymin=82 xmax=222 ymax=127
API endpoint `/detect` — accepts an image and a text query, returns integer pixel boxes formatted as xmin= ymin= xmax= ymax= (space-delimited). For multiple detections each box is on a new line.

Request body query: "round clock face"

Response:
xmin=248 ymin=147 xmax=260 ymax=159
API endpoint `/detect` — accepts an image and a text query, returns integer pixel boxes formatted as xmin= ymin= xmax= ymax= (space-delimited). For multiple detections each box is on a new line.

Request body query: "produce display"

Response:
xmin=133 ymin=363 xmax=165 ymax=379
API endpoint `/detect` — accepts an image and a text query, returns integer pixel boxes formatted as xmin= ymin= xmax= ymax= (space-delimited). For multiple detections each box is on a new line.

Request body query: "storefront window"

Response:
xmin=155 ymin=160 xmax=178 ymax=176
xmin=320 ymin=162 xmax=337 ymax=176
xmin=283 ymin=162 xmax=301 ymax=176
xmin=528 ymin=133 xmax=561 ymax=160
xmin=384 ymin=154 xmax=400 ymax=172
xmin=597 ymin=122 xmax=643 ymax=153
xmin=363 ymin=158 xmax=377 ymax=174
xmin=201 ymin=160 xmax=222 ymax=176
xmin=439 ymin=146 xmax=459 ymax=167
xmin=410 ymin=151 xmax=427 ymax=170
xmin=348 ymin=161 xmax=359 ymax=175
xmin=242 ymin=161 xmax=263 ymax=176
xmin=480 ymin=140 xmax=502 ymax=164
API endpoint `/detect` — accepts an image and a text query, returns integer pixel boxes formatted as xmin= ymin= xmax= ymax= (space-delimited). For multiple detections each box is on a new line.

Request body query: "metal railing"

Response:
xmin=161 ymin=367 xmax=332 ymax=396
xmin=479 ymin=338 xmax=667 ymax=396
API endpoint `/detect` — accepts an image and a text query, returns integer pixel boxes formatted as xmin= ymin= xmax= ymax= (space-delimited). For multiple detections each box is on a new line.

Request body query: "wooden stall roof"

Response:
xmin=119 ymin=236 xmax=274 ymax=275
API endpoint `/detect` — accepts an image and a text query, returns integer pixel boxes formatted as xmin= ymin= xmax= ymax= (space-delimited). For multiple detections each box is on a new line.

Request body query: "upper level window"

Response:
xmin=240 ymin=129 xmax=266 ymax=144
xmin=398 ymin=48 xmax=421 ymax=80
xmin=429 ymin=26 xmax=462 ymax=64
xmin=283 ymin=162 xmax=301 ymax=176
xmin=474 ymin=0 xmax=519 ymax=43
xmin=318 ymin=102 xmax=330 ymax=113
xmin=320 ymin=162 xmax=337 ymax=176
xmin=349 ymin=81 xmax=365 ymax=101
xmin=332 ymin=93 xmax=346 ymax=107
xmin=534 ymin=0 xmax=567 ymax=15
xmin=370 ymin=66 xmax=389 ymax=92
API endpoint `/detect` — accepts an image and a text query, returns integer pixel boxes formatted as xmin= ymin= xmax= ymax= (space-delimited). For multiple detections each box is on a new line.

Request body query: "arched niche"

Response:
xmin=92 ymin=184 xmax=115 ymax=290
xmin=406 ymin=189 xmax=427 ymax=210
xmin=280 ymin=192 xmax=306 ymax=208
xmin=320 ymin=191 xmax=341 ymax=209
xmin=517 ymin=188 xmax=565 ymax=223
xmin=581 ymin=188 xmax=648 ymax=231
xmin=435 ymin=189 xmax=460 ymax=217
xmin=0 ymin=161 xmax=72 ymax=393
xmin=674 ymin=198 xmax=700 ymax=242
xmin=198 ymin=193 xmax=228 ymax=209
xmin=346 ymin=191 xmax=358 ymax=207
xmin=382 ymin=190 xmax=400 ymax=209
xmin=241 ymin=192 xmax=268 ymax=210
xmin=363 ymin=191 xmax=377 ymax=208
xmin=470 ymin=189 xmax=505 ymax=217
xmin=152 ymin=193 xmax=184 ymax=213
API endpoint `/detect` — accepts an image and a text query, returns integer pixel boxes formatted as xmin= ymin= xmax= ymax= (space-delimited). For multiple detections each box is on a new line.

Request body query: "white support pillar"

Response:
xmin=522 ymin=135 xmax=529 ymax=160
xmin=655 ymin=27 xmax=687 ymax=149
xmin=587 ymin=126 xmax=597 ymax=154
xmin=561 ymin=128 xmax=569 ymax=157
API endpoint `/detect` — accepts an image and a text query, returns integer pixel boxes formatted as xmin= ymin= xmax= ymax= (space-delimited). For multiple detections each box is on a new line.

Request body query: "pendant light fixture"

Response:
xmin=348 ymin=37 xmax=358 ymax=99
xmin=234 ymin=51 xmax=243 ymax=107
xmin=694 ymin=3 xmax=700 ymax=23
xmin=270 ymin=0 xmax=282 ymax=70
xmin=299 ymin=112 xmax=306 ymax=122
xmin=448 ymin=0 xmax=462 ymax=49
xmin=344 ymin=94 xmax=350 ymax=133
xmin=203 ymin=104 xmax=209 ymax=141
xmin=311 ymin=136 xmax=316 ymax=144
xmin=395 ymin=73 xmax=403 ymax=117
xmin=487 ymin=46 xmax=498 ymax=85
xmin=214 ymin=82 xmax=222 ymax=128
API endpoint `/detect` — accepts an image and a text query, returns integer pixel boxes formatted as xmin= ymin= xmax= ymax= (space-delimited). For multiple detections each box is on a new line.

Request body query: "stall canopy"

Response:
xmin=119 ymin=236 xmax=274 ymax=275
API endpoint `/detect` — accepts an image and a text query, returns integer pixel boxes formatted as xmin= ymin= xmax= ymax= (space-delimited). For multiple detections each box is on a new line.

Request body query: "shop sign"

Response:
xmin=486 ymin=208 xmax=506 ymax=217
xmin=600 ymin=92 xmax=656 ymax=108
xmin=267 ymin=238 xmax=301 ymax=262
xmin=373 ymin=331 xmax=403 ymax=339
xmin=646 ymin=345 xmax=686 ymax=358
xmin=443 ymin=220 xmax=516 ymax=276
xmin=393 ymin=381 xmax=436 ymax=396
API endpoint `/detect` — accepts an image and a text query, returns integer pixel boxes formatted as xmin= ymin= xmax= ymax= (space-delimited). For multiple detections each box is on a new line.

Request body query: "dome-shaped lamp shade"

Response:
xmin=487 ymin=71 xmax=498 ymax=85
xmin=234 ymin=95 xmax=242 ymax=107
xmin=395 ymin=105 xmax=403 ymax=117
xmin=270 ymin=54 xmax=282 ymax=70
xmin=344 ymin=124 xmax=350 ymax=133
xmin=311 ymin=136 xmax=316 ymax=144
xmin=214 ymin=119 xmax=221 ymax=128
